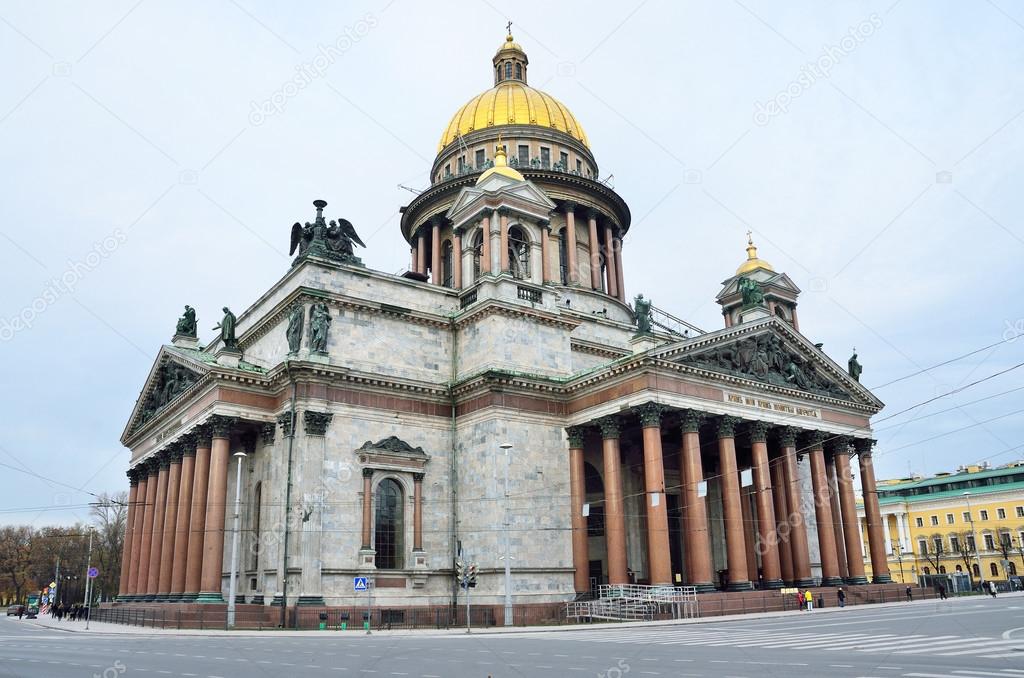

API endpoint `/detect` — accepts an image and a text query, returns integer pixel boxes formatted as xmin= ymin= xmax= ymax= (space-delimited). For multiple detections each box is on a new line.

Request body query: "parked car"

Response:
xmin=5 ymin=605 xmax=24 ymax=616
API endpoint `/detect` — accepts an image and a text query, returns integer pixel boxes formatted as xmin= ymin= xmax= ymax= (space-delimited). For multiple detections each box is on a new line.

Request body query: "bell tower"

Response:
xmin=716 ymin=233 xmax=802 ymax=330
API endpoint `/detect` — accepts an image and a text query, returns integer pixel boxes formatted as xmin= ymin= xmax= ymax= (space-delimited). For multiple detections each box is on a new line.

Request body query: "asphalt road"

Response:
xmin=1 ymin=595 xmax=1022 ymax=678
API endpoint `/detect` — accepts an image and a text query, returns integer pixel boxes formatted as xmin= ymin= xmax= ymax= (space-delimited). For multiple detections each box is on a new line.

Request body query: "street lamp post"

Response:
xmin=227 ymin=449 xmax=248 ymax=628
xmin=500 ymin=442 xmax=513 ymax=627
xmin=892 ymin=541 xmax=905 ymax=583
xmin=963 ymin=492 xmax=985 ymax=589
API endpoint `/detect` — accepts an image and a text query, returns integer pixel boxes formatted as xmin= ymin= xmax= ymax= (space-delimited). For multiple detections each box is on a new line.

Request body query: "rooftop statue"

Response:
xmin=175 ymin=305 xmax=197 ymax=337
xmin=289 ymin=199 xmax=365 ymax=266
xmin=848 ymin=349 xmax=863 ymax=382
xmin=213 ymin=307 xmax=238 ymax=351
xmin=633 ymin=294 xmax=652 ymax=335
xmin=737 ymin=276 xmax=764 ymax=308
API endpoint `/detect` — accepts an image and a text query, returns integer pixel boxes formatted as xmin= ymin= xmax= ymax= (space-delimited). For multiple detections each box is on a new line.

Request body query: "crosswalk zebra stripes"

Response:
xmin=501 ymin=626 xmax=1024 ymax=659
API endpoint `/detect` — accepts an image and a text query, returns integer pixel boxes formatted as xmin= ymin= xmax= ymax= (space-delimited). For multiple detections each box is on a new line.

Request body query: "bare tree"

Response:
xmin=0 ymin=526 xmax=34 ymax=603
xmin=920 ymin=533 xmax=945 ymax=573
xmin=90 ymin=492 xmax=128 ymax=601
xmin=954 ymin=531 xmax=978 ymax=585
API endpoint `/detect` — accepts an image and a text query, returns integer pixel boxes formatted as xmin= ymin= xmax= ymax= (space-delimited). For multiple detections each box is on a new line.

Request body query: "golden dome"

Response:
xmin=438 ymin=34 xmax=589 ymax=152
xmin=736 ymin=232 xmax=775 ymax=275
xmin=477 ymin=142 xmax=524 ymax=183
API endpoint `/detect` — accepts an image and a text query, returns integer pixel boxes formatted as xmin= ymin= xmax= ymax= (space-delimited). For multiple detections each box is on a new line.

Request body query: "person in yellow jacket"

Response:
xmin=804 ymin=589 xmax=814 ymax=611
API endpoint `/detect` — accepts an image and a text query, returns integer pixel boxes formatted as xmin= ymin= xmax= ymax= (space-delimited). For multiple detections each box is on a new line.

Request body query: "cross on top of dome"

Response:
xmin=494 ymin=26 xmax=528 ymax=85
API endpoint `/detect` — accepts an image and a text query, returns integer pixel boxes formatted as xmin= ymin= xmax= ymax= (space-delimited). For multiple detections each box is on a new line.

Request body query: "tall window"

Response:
xmin=930 ymin=515 xmax=939 ymax=526
xmin=251 ymin=481 xmax=262 ymax=570
xmin=441 ymin=240 xmax=453 ymax=288
xmin=374 ymin=479 xmax=404 ymax=569
xmin=972 ymin=563 xmax=980 ymax=577
xmin=990 ymin=562 xmax=999 ymax=576
xmin=518 ymin=145 xmax=529 ymax=166
xmin=1017 ymin=506 xmax=1023 ymax=518
xmin=963 ymin=511 xmax=971 ymax=522
xmin=980 ymin=509 xmax=989 ymax=521
xmin=508 ymin=226 xmax=530 ymax=280
xmin=984 ymin=533 xmax=995 ymax=550
xmin=475 ymin=149 xmax=486 ymax=169
xmin=472 ymin=229 xmax=484 ymax=280
xmin=997 ymin=508 xmax=1006 ymax=519
xmin=917 ymin=539 xmax=928 ymax=554
xmin=514 ymin=63 xmax=522 ymax=79
xmin=933 ymin=536 xmax=943 ymax=553
xmin=558 ymin=228 xmax=568 ymax=284
xmin=915 ymin=517 xmax=923 ymax=528
xmin=946 ymin=513 xmax=954 ymax=524
xmin=559 ymin=151 xmax=568 ymax=169
xmin=505 ymin=62 xmax=512 ymax=79
xmin=966 ymin=534 xmax=976 ymax=551
xmin=540 ymin=147 xmax=550 ymax=168
xmin=950 ymin=535 xmax=960 ymax=552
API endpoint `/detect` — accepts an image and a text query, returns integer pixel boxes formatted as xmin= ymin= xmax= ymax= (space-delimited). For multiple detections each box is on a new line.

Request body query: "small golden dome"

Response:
xmin=439 ymin=81 xmax=589 ymax=151
xmin=477 ymin=141 xmax=524 ymax=184
xmin=736 ymin=232 xmax=774 ymax=275
xmin=497 ymin=33 xmax=524 ymax=55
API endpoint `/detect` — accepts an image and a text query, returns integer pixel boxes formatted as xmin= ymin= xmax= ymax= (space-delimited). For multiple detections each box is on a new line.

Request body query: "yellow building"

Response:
xmin=857 ymin=463 xmax=1024 ymax=585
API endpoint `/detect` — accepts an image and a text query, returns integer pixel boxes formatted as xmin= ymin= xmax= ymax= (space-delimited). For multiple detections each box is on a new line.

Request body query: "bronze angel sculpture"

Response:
xmin=289 ymin=199 xmax=366 ymax=265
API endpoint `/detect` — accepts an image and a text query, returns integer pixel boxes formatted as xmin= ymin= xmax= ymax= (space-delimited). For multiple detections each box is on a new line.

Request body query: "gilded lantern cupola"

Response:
xmin=717 ymin=234 xmax=802 ymax=330
xmin=493 ymin=32 xmax=528 ymax=85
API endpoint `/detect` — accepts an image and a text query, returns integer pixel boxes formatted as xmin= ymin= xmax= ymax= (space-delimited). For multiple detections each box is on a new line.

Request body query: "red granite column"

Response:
xmin=825 ymin=451 xmax=849 ymax=579
xmin=564 ymin=202 xmax=579 ymax=284
xmin=410 ymin=246 xmax=417 ymax=273
xmin=539 ymin=220 xmax=552 ymax=283
xmin=807 ymin=432 xmax=843 ymax=586
xmin=598 ymin=416 xmax=628 ymax=585
xmin=452 ymin=229 xmax=463 ymax=289
xmin=603 ymin=224 xmax=618 ymax=298
xmin=131 ymin=464 xmax=156 ymax=597
xmin=770 ymin=455 xmax=795 ymax=584
xmin=118 ymin=470 xmax=140 ymax=599
xmin=430 ymin=219 xmax=442 ymax=285
xmin=412 ymin=473 xmax=424 ymax=552
xmin=717 ymin=416 xmax=752 ymax=590
xmin=780 ymin=427 xmax=814 ymax=587
xmin=637 ymin=404 xmax=672 ymax=585
xmin=416 ymin=227 xmax=426 ymax=276
xmin=857 ymin=439 xmax=892 ymax=583
xmin=587 ymin=210 xmax=601 ymax=290
xmin=169 ymin=435 xmax=196 ymax=600
xmin=145 ymin=452 xmax=170 ymax=598
xmin=157 ymin=445 xmax=183 ymax=600
xmin=740 ymin=484 xmax=759 ymax=585
xmin=749 ymin=421 xmax=783 ymax=588
xmin=499 ymin=209 xmax=510 ymax=272
xmin=566 ymin=426 xmax=590 ymax=593
xmin=480 ymin=213 xmax=494 ymax=276
xmin=184 ymin=425 xmax=212 ymax=599
xmin=613 ymin=230 xmax=625 ymax=301
xmin=680 ymin=410 xmax=713 ymax=591
xmin=361 ymin=468 xmax=373 ymax=549
xmin=199 ymin=416 xmax=233 ymax=602
xmin=833 ymin=439 xmax=867 ymax=584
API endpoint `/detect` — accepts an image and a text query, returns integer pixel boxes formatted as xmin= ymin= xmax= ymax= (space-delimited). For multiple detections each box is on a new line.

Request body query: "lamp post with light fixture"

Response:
xmin=227 ymin=449 xmax=247 ymax=627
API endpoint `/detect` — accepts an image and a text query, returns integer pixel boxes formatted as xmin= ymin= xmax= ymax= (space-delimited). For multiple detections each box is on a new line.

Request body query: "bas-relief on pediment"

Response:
xmin=130 ymin=354 xmax=205 ymax=434
xmin=672 ymin=328 xmax=856 ymax=402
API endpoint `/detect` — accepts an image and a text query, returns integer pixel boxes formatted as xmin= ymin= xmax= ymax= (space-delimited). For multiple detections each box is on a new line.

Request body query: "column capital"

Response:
xmin=303 ymin=410 xmax=333 ymax=436
xmin=825 ymin=435 xmax=850 ymax=456
xmin=748 ymin=420 xmax=770 ymax=442
xmin=565 ymin=426 xmax=587 ymax=448
xmin=496 ymin=206 xmax=511 ymax=217
xmin=412 ymin=472 xmax=425 ymax=483
xmin=193 ymin=423 xmax=213 ymax=449
xmin=209 ymin=415 xmax=234 ymax=439
xmin=597 ymin=415 xmax=621 ymax=440
xmin=260 ymin=422 xmax=276 ymax=445
xmin=777 ymin=426 xmax=799 ymax=447
xmin=452 ymin=225 xmax=464 ymax=238
xmin=143 ymin=457 xmax=160 ymax=476
xmin=362 ymin=467 xmax=374 ymax=479
xmin=277 ymin=411 xmax=295 ymax=438
xmin=716 ymin=415 xmax=738 ymax=439
xmin=179 ymin=433 xmax=197 ymax=457
xmin=537 ymin=218 xmax=551 ymax=231
xmin=562 ymin=200 xmax=577 ymax=213
xmin=853 ymin=438 xmax=876 ymax=456
xmin=127 ymin=467 xmax=141 ymax=485
xmin=635 ymin=402 xmax=667 ymax=428
xmin=680 ymin=409 xmax=704 ymax=433
xmin=803 ymin=430 xmax=829 ymax=449
xmin=240 ymin=430 xmax=259 ymax=455
xmin=584 ymin=207 xmax=600 ymax=221
xmin=167 ymin=442 xmax=184 ymax=464
xmin=157 ymin=449 xmax=172 ymax=470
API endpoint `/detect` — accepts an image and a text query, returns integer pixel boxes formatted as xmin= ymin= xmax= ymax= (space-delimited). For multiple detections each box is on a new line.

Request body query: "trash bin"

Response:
xmin=319 ymin=612 xmax=328 ymax=630
xmin=339 ymin=612 xmax=350 ymax=631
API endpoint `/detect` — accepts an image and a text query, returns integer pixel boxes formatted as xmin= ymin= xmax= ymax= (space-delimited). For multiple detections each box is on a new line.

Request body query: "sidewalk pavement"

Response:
xmin=14 ymin=590 xmax=1022 ymax=638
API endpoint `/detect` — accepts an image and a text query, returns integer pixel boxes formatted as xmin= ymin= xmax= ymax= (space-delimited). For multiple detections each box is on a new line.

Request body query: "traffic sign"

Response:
xmin=353 ymin=576 xmax=368 ymax=591
xmin=87 ymin=567 xmax=99 ymax=579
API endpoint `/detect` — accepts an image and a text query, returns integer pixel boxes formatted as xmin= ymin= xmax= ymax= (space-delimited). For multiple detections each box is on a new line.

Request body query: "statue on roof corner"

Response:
xmin=213 ymin=307 xmax=238 ymax=351
xmin=289 ymin=199 xmax=366 ymax=266
xmin=848 ymin=349 xmax=863 ymax=382
xmin=175 ymin=305 xmax=197 ymax=337
xmin=633 ymin=294 xmax=652 ymax=335
xmin=738 ymin=276 xmax=764 ymax=308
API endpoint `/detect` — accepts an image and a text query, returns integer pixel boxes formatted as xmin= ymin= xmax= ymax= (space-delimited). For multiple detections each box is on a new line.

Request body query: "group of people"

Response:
xmin=795 ymin=589 xmax=817 ymax=611
xmin=49 ymin=602 xmax=89 ymax=621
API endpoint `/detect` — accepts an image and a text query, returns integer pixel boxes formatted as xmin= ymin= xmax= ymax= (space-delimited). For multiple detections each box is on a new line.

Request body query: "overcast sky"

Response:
xmin=1 ymin=0 xmax=1022 ymax=527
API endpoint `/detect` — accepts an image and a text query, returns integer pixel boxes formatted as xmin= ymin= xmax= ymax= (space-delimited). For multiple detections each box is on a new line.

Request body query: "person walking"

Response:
xmin=938 ymin=584 xmax=947 ymax=600
xmin=17 ymin=605 xmax=23 ymax=620
xmin=804 ymin=589 xmax=814 ymax=611
xmin=905 ymin=586 xmax=913 ymax=602
xmin=987 ymin=580 xmax=997 ymax=598
xmin=794 ymin=589 xmax=804 ymax=611
xmin=837 ymin=587 xmax=846 ymax=608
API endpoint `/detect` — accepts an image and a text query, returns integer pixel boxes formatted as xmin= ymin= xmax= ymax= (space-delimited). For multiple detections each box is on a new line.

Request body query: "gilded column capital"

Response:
xmin=277 ymin=411 xmax=295 ymax=438
xmin=209 ymin=415 xmax=235 ymax=439
xmin=565 ymin=426 xmax=587 ymax=448
xmin=303 ymin=410 xmax=333 ymax=436
xmin=777 ymin=426 xmax=799 ymax=447
xmin=716 ymin=415 xmax=738 ymax=439
xmin=260 ymin=422 xmax=276 ymax=445
xmin=193 ymin=423 xmax=213 ymax=449
xmin=596 ymin=415 xmax=621 ymax=440
xmin=635 ymin=402 xmax=667 ymax=428
xmin=680 ymin=409 xmax=704 ymax=433
xmin=748 ymin=420 xmax=770 ymax=443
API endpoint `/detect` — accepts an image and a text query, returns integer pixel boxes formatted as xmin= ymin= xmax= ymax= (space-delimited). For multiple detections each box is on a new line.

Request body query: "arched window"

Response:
xmin=472 ymin=229 xmax=484 ymax=280
xmin=250 ymin=481 xmax=262 ymax=570
xmin=508 ymin=226 xmax=530 ymax=280
xmin=515 ymin=63 xmax=522 ymax=79
xmin=441 ymin=240 xmax=454 ymax=288
xmin=374 ymin=478 xmax=404 ymax=569
xmin=939 ymin=565 xmax=946 ymax=574
xmin=923 ymin=566 xmax=931 ymax=575
xmin=774 ymin=306 xmax=790 ymax=323
xmin=972 ymin=563 xmax=981 ymax=578
xmin=505 ymin=62 xmax=512 ymax=79
xmin=991 ymin=562 xmax=999 ymax=576
xmin=558 ymin=228 xmax=569 ymax=284
xmin=956 ymin=564 xmax=963 ymax=572
xmin=1009 ymin=562 xmax=1018 ymax=576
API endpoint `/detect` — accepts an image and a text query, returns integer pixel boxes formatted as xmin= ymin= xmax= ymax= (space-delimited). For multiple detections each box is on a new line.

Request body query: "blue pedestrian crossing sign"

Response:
xmin=353 ymin=576 xmax=369 ymax=591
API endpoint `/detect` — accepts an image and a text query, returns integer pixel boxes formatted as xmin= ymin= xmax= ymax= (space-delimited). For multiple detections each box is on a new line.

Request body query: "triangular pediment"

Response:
xmin=655 ymin=318 xmax=882 ymax=408
xmin=122 ymin=346 xmax=210 ymax=441
xmin=447 ymin=177 xmax=556 ymax=227
xmin=717 ymin=271 xmax=801 ymax=301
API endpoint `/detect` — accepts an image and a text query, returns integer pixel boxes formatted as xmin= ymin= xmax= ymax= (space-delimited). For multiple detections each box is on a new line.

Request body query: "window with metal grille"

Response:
xmin=441 ymin=240 xmax=453 ymax=288
xmin=518 ymin=145 xmax=529 ymax=166
xmin=374 ymin=478 xmax=404 ymax=569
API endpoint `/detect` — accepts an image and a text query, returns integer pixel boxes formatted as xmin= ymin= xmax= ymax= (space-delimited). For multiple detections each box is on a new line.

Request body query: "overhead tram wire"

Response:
xmin=868 ymin=335 xmax=1019 ymax=390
